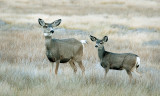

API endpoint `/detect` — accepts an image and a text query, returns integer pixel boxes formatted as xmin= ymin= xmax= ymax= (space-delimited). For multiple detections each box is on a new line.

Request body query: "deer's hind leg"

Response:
xmin=132 ymin=67 xmax=142 ymax=78
xmin=69 ymin=60 xmax=77 ymax=74
xmin=126 ymin=70 xmax=133 ymax=83
xmin=77 ymin=61 xmax=85 ymax=76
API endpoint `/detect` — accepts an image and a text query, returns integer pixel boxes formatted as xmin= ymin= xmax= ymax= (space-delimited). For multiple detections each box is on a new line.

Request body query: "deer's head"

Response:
xmin=90 ymin=35 xmax=108 ymax=49
xmin=38 ymin=18 xmax=61 ymax=37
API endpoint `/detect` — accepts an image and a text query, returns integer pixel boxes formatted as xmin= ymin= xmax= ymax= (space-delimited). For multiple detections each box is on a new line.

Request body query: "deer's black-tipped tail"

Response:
xmin=136 ymin=65 xmax=139 ymax=68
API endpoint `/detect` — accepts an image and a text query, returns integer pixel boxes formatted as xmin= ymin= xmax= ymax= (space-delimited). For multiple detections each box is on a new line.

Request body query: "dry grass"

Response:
xmin=0 ymin=0 xmax=160 ymax=96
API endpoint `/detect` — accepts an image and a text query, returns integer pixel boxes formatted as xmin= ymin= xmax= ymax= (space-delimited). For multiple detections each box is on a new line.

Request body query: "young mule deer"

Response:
xmin=90 ymin=35 xmax=141 ymax=82
xmin=38 ymin=18 xmax=85 ymax=76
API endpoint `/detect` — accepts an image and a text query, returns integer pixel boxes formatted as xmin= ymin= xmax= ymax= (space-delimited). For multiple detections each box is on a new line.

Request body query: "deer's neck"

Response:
xmin=98 ymin=46 xmax=105 ymax=60
xmin=45 ymin=36 xmax=52 ymax=50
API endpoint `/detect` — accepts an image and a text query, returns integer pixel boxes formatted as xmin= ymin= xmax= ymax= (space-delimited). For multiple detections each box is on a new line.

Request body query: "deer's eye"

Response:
xmin=100 ymin=42 xmax=103 ymax=44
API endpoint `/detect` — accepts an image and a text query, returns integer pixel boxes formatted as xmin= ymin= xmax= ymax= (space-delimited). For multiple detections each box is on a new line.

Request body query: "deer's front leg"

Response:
xmin=50 ymin=63 xmax=54 ymax=74
xmin=101 ymin=62 xmax=110 ymax=78
xmin=55 ymin=60 xmax=60 ymax=75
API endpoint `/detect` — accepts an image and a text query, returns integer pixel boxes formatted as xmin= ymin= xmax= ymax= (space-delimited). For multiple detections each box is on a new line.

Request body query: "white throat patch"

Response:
xmin=44 ymin=33 xmax=52 ymax=36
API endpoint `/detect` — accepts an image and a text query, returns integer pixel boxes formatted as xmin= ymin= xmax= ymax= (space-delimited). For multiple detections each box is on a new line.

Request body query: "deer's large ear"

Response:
xmin=38 ymin=18 xmax=45 ymax=26
xmin=90 ymin=35 xmax=97 ymax=42
xmin=102 ymin=36 xmax=108 ymax=42
xmin=52 ymin=19 xmax=61 ymax=27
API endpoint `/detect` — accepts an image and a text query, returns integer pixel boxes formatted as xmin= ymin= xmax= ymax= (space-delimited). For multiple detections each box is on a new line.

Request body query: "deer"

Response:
xmin=38 ymin=18 xmax=85 ymax=76
xmin=90 ymin=35 xmax=142 ymax=82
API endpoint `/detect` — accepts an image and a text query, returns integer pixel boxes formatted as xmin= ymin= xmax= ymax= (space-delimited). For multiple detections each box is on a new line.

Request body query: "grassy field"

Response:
xmin=0 ymin=0 xmax=160 ymax=96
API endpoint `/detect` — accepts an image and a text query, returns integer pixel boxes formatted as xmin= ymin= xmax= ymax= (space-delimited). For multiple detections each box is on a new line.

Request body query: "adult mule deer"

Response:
xmin=38 ymin=18 xmax=85 ymax=76
xmin=90 ymin=35 xmax=141 ymax=82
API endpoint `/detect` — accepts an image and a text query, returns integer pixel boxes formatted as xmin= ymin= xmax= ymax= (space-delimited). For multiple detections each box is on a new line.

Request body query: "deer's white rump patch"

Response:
xmin=80 ymin=40 xmax=87 ymax=53
xmin=80 ymin=40 xmax=87 ymax=44
xmin=136 ymin=57 xmax=140 ymax=65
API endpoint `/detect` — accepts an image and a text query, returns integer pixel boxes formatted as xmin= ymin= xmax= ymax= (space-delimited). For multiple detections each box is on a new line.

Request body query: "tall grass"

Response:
xmin=0 ymin=25 xmax=160 ymax=96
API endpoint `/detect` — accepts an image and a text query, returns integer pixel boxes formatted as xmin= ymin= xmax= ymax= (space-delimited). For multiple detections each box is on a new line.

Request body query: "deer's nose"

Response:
xmin=95 ymin=45 xmax=98 ymax=47
xmin=50 ymin=30 xmax=54 ymax=33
